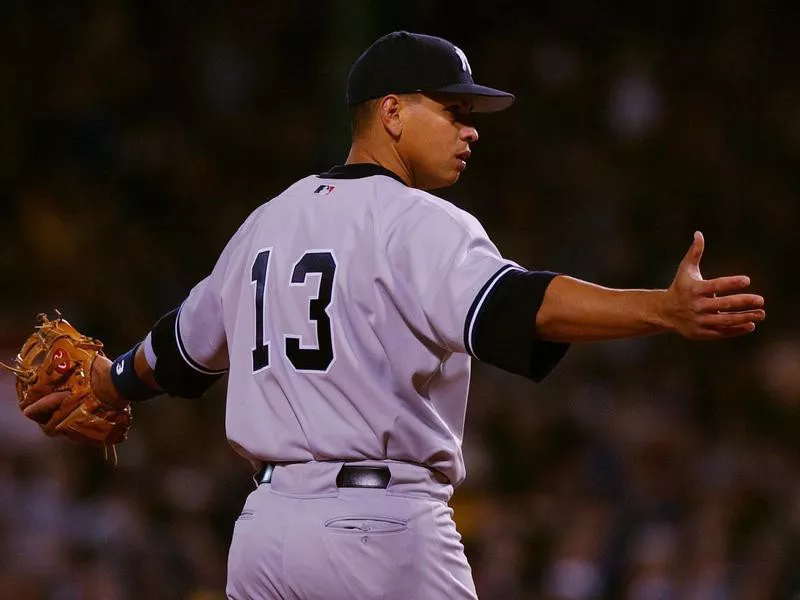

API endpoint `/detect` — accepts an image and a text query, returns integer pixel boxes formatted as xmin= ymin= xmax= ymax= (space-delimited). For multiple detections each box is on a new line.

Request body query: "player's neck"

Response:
xmin=345 ymin=142 xmax=414 ymax=188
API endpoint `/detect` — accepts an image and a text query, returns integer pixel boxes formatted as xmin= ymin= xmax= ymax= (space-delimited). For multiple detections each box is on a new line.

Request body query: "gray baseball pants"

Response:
xmin=226 ymin=460 xmax=478 ymax=599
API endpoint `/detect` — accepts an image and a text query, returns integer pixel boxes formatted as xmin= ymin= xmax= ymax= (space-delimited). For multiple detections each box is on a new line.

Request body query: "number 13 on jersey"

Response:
xmin=251 ymin=249 xmax=337 ymax=374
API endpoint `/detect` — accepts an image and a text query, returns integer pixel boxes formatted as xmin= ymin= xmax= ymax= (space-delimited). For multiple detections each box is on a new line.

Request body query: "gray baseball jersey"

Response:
xmin=143 ymin=164 xmax=564 ymax=485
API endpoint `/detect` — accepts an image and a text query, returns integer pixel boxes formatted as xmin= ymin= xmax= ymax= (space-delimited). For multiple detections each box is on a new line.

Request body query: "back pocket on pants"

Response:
xmin=322 ymin=515 xmax=412 ymax=600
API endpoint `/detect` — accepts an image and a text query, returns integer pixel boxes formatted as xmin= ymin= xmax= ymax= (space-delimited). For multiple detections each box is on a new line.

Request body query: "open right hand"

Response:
xmin=664 ymin=231 xmax=765 ymax=339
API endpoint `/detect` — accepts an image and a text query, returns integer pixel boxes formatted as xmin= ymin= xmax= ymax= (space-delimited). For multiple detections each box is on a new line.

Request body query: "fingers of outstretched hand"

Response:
xmin=693 ymin=293 xmax=765 ymax=314
xmin=697 ymin=322 xmax=758 ymax=339
xmin=697 ymin=310 xmax=766 ymax=328
xmin=696 ymin=275 xmax=753 ymax=296
xmin=23 ymin=391 xmax=70 ymax=423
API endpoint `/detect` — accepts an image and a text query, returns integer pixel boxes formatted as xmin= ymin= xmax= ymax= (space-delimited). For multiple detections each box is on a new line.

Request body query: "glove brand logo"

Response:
xmin=53 ymin=349 xmax=70 ymax=374
xmin=115 ymin=360 xmax=125 ymax=375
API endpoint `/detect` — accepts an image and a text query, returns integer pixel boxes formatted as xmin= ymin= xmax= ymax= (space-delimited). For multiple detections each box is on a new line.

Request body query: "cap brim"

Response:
xmin=432 ymin=82 xmax=515 ymax=113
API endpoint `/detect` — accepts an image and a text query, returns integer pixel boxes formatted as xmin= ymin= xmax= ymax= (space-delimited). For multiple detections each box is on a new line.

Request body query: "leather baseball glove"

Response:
xmin=1 ymin=311 xmax=132 ymax=450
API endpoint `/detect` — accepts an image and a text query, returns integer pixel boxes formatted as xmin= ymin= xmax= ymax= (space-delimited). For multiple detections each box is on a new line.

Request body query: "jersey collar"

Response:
xmin=318 ymin=164 xmax=407 ymax=186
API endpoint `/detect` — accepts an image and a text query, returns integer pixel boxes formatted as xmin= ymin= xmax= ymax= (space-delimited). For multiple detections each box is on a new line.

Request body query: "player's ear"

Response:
xmin=378 ymin=95 xmax=403 ymax=138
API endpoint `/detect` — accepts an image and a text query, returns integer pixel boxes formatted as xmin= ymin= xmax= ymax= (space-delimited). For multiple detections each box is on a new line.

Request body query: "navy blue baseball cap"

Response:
xmin=347 ymin=31 xmax=515 ymax=113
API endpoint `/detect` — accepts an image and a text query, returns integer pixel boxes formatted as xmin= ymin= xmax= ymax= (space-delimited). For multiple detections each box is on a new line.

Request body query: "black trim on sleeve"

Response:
xmin=150 ymin=308 xmax=226 ymax=398
xmin=463 ymin=264 xmax=518 ymax=357
xmin=466 ymin=269 xmax=570 ymax=382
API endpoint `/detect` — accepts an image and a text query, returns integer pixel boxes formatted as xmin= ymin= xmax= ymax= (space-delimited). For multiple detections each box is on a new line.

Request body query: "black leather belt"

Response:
xmin=253 ymin=464 xmax=391 ymax=489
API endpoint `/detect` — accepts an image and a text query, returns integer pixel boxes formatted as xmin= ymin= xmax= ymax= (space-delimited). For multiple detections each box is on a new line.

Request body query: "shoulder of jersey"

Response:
xmin=390 ymin=185 xmax=484 ymax=233
xmin=362 ymin=177 xmax=486 ymax=238
xmin=357 ymin=177 xmax=474 ymax=220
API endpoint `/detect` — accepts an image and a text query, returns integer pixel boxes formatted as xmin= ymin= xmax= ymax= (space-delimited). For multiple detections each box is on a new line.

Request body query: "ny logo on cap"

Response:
xmin=453 ymin=45 xmax=472 ymax=75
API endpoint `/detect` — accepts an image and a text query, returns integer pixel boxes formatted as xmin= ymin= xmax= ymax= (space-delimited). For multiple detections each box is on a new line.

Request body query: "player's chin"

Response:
xmin=418 ymin=163 xmax=464 ymax=190
xmin=446 ymin=168 xmax=462 ymax=185
xmin=451 ymin=156 xmax=469 ymax=181
xmin=428 ymin=168 xmax=463 ymax=190
xmin=424 ymin=175 xmax=460 ymax=190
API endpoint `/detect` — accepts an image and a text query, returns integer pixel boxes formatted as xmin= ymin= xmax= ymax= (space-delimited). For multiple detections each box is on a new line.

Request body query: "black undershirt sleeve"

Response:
xmin=466 ymin=268 xmax=569 ymax=382
xmin=149 ymin=308 xmax=226 ymax=398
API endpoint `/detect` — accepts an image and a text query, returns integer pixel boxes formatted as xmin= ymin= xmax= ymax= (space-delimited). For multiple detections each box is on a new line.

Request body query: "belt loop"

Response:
xmin=252 ymin=463 xmax=275 ymax=488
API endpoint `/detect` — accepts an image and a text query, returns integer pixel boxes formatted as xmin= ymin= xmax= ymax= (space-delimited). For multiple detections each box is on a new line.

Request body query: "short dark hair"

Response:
xmin=349 ymin=99 xmax=380 ymax=138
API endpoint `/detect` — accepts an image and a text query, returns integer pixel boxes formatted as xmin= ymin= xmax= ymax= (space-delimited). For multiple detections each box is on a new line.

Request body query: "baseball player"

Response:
xmin=24 ymin=31 xmax=765 ymax=599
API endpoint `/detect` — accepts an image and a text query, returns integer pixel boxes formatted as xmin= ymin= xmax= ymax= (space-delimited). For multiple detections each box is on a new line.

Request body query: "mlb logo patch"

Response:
xmin=314 ymin=184 xmax=336 ymax=195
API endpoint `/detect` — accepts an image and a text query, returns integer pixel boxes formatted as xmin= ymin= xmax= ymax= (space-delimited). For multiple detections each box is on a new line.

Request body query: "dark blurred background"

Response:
xmin=1 ymin=1 xmax=798 ymax=598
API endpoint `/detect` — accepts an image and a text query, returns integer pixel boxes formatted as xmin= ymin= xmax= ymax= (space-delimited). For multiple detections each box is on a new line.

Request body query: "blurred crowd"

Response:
xmin=1 ymin=1 xmax=798 ymax=598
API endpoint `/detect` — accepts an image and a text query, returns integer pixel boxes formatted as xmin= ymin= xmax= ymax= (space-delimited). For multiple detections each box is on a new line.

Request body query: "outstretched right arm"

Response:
xmin=534 ymin=231 xmax=765 ymax=343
